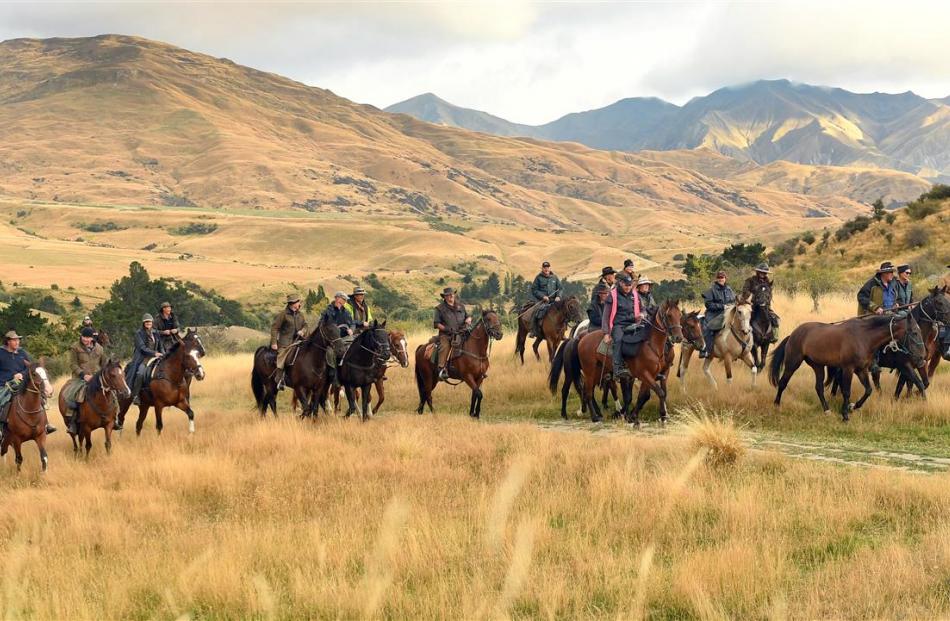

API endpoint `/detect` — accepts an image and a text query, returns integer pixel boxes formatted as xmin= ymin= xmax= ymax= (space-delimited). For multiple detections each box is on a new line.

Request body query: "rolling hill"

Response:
xmin=387 ymin=80 xmax=950 ymax=182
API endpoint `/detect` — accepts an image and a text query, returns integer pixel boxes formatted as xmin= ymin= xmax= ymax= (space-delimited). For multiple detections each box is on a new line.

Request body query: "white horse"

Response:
xmin=677 ymin=299 xmax=757 ymax=390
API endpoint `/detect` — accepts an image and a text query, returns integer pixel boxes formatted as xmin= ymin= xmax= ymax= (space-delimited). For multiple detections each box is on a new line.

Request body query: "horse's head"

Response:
xmin=658 ymin=299 xmax=684 ymax=344
xmin=749 ymin=283 xmax=771 ymax=307
xmin=681 ymin=310 xmax=705 ymax=351
xmin=388 ymin=329 xmax=409 ymax=368
xmin=563 ymin=296 xmax=584 ymax=323
xmin=481 ymin=309 xmax=503 ymax=340
xmin=25 ymin=360 xmax=53 ymax=399
xmin=102 ymin=357 xmax=132 ymax=399
xmin=903 ymin=314 xmax=928 ymax=368
xmin=181 ymin=328 xmax=206 ymax=381
xmin=96 ymin=329 xmax=111 ymax=349
xmin=367 ymin=323 xmax=391 ymax=361
xmin=317 ymin=321 xmax=346 ymax=358
xmin=926 ymin=285 xmax=950 ymax=324
xmin=731 ymin=300 xmax=753 ymax=339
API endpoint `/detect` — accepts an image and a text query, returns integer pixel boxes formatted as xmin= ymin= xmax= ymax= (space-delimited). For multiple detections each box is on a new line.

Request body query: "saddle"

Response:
xmin=620 ymin=324 xmax=649 ymax=359
xmin=425 ymin=334 xmax=463 ymax=365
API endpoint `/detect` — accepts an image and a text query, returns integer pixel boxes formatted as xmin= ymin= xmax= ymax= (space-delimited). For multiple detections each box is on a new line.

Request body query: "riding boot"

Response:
xmin=328 ymin=366 xmax=340 ymax=390
xmin=611 ymin=328 xmax=630 ymax=378
xmin=699 ymin=328 xmax=715 ymax=358
xmin=275 ymin=368 xmax=285 ymax=391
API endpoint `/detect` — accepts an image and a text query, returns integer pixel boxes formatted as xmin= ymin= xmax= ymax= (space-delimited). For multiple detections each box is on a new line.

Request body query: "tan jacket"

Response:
xmin=70 ymin=342 xmax=107 ymax=379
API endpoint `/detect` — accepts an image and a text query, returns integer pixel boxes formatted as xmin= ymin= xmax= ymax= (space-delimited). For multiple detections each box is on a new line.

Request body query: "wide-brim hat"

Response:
xmin=593 ymin=283 xmax=610 ymax=294
xmin=286 ymin=294 xmax=301 ymax=304
xmin=440 ymin=287 xmax=457 ymax=297
xmin=334 ymin=291 xmax=347 ymax=300
xmin=81 ymin=327 xmax=95 ymax=338
xmin=601 ymin=266 xmax=615 ymax=277
xmin=637 ymin=277 xmax=654 ymax=286
xmin=754 ymin=262 xmax=771 ymax=273
xmin=352 ymin=286 xmax=367 ymax=296
xmin=877 ymin=261 xmax=896 ymax=274
xmin=4 ymin=330 xmax=22 ymax=340
xmin=142 ymin=313 xmax=154 ymax=323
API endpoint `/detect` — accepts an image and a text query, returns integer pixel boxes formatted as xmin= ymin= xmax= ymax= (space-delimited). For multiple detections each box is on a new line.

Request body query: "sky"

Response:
xmin=2 ymin=1 xmax=950 ymax=125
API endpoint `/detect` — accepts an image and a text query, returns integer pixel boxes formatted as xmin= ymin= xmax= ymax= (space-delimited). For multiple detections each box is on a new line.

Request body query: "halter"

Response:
xmin=386 ymin=334 xmax=409 ymax=368
xmin=726 ymin=304 xmax=752 ymax=354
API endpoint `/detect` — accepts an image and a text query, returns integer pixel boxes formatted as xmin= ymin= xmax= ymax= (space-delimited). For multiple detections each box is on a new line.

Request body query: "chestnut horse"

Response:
xmin=58 ymin=358 xmax=131 ymax=456
xmin=515 ymin=297 xmax=583 ymax=363
xmin=414 ymin=310 xmax=503 ymax=418
xmin=1 ymin=360 xmax=53 ymax=472
xmin=369 ymin=329 xmax=409 ymax=415
xmin=770 ymin=313 xmax=925 ymax=421
xmin=118 ymin=328 xmax=206 ymax=435
xmin=574 ymin=300 xmax=684 ymax=425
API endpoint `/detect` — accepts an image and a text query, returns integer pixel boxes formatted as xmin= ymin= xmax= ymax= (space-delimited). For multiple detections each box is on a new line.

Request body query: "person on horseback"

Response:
xmin=699 ymin=270 xmax=736 ymax=359
xmin=155 ymin=301 xmax=181 ymax=351
xmin=741 ymin=262 xmax=780 ymax=344
xmin=622 ymin=258 xmax=635 ymax=279
xmin=271 ymin=294 xmax=308 ymax=390
xmin=126 ymin=314 xmax=165 ymax=405
xmin=434 ymin=287 xmax=471 ymax=381
xmin=857 ymin=262 xmax=897 ymax=315
xmin=62 ymin=326 xmax=108 ymax=435
xmin=941 ymin=265 xmax=950 ymax=361
xmin=80 ymin=315 xmax=100 ymax=342
xmin=322 ymin=292 xmax=355 ymax=388
xmin=894 ymin=264 xmax=914 ymax=306
xmin=603 ymin=273 xmax=642 ymax=379
xmin=587 ymin=283 xmax=609 ymax=332
xmin=0 ymin=330 xmax=56 ymax=441
xmin=346 ymin=286 xmax=373 ymax=333
xmin=636 ymin=277 xmax=657 ymax=312
xmin=529 ymin=261 xmax=562 ymax=337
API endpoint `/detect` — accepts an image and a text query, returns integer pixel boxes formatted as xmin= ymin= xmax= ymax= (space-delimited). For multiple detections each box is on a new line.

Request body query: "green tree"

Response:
xmin=872 ymin=198 xmax=887 ymax=221
xmin=720 ymin=242 xmax=766 ymax=268
xmin=0 ymin=298 xmax=47 ymax=338
xmin=70 ymin=296 xmax=83 ymax=309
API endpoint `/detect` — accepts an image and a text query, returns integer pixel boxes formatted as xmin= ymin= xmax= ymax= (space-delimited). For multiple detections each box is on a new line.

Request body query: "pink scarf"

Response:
xmin=606 ymin=287 xmax=640 ymax=332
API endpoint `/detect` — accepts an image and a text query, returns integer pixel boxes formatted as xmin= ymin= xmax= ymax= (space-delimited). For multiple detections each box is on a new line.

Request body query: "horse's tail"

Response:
xmin=549 ymin=339 xmax=568 ymax=394
xmin=251 ymin=347 xmax=267 ymax=410
xmin=768 ymin=336 xmax=789 ymax=387
xmin=415 ymin=355 xmax=428 ymax=404
xmin=567 ymin=338 xmax=584 ymax=394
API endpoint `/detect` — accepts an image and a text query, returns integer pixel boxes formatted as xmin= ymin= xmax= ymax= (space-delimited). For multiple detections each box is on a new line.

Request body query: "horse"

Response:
xmin=414 ymin=310 xmax=503 ymax=418
xmin=515 ymin=296 xmax=583 ymax=363
xmin=339 ymin=320 xmax=391 ymax=421
xmin=748 ymin=289 xmax=775 ymax=371
xmin=574 ymin=300 xmax=684 ymax=425
xmin=118 ymin=328 xmax=206 ymax=435
xmin=882 ymin=286 xmax=950 ymax=397
xmin=677 ymin=298 xmax=757 ymax=390
xmin=1 ymin=360 xmax=53 ymax=472
xmin=369 ymin=329 xmax=409 ymax=415
xmin=58 ymin=359 xmax=131 ymax=456
xmin=769 ymin=313 xmax=925 ymax=421
xmin=96 ymin=329 xmax=111 ymax=350
xmin=252 ymin=321 xmax=344 ymax=418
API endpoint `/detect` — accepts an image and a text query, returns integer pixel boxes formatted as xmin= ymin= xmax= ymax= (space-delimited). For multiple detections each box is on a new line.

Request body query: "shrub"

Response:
xmin=919 ymin=184 xmax=950 ymax=201
xmin=905 ymin=199 xmax=942 ymax=221
xmin=905 ymin=225 xmax=930 ymax=248
xmin=75 ymin=221 xmax=127 ymax=233
xmin=885 ymin=212 xmax=897 ymax=225
xmin=800 ymin=231 xmax=816 ymax=245
xmin=678 ymin=403 xmax=745 ymax=469
xmin=169 ymin=223 xmax=218 ymax=236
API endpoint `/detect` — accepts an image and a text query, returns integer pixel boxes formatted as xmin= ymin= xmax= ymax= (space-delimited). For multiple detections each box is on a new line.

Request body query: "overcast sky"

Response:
xmin=3 ymin=1 xmax=950 ymax=124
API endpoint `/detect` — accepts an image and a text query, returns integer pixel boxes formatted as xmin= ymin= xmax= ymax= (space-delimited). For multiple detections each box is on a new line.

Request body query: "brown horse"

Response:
xmin=882 ymin=286 xmax=950 ymax=397
xmin=770 ymin=313 xmax=925 ymax=421
xmin=118 ymin=328 xmax=206 ymax=435
xmin=1 ymin=360 xmax=53 ymax=472
xmin=574 ymin=300 xmax=684 ymax=425
xmin=369 ymin=329 xmax=409 ymax=415
xmin=515 ymin=297 xmax=583 ymax=363
xmin=58 ymin=359 xmax=131 ymax=456
xmin=414 ymin=310 xmax=503 ymax=418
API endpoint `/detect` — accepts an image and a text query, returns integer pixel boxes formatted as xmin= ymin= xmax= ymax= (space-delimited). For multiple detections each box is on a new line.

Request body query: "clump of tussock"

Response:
xmin=677 ymin=403 xmax=746 ymax=468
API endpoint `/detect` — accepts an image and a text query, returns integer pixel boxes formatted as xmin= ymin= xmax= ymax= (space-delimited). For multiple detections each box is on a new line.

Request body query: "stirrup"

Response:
xmin=438 ymin=368 xmax=448 ymax=380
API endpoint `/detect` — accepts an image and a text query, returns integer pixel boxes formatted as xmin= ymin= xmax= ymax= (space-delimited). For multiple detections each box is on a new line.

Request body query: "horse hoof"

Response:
xmin=591 ymin=415 xmax=602 ymax=423
xmin=188 ymin=421 xmax=195 ymax=434
xmin=823 ymin=409 xmax=831 ymax=415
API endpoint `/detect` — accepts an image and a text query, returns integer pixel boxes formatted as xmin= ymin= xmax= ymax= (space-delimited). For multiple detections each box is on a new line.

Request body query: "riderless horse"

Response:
xmin=415 ymin=310 xmax=503 ymax=418
xmin=58 ymin=358 xmax=131 ymax=456
xmin=878 ymin=286 xmax=950 ymax=398
xmin=339 ymin=321 xmax=391 ymax=421
xmin=678 ymin=297 xmax=757 ymax=390
xmin=515 ymin=297 xmax=583 ymax=364
xmin=1 ymin=360 xmax=53 ymax=472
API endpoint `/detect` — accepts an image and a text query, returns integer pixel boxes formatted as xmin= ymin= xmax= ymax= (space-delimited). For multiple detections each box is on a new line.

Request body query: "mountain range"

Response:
xmin=387 ymin=82 xmax=950 ymax=182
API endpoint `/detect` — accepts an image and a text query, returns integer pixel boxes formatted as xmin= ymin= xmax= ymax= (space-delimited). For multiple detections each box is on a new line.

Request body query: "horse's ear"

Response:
xmin=381 ymin=319 xmax=387 ymax=328
xmin=39 ymin=356 xmax=47 ymax=368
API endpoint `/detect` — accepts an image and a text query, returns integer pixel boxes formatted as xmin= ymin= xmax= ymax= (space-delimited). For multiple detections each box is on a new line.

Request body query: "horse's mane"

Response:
xmin=164 ymin=340 xmax=182 ymax=356
xmin=88 ymin=366 xmax=104 ymax=395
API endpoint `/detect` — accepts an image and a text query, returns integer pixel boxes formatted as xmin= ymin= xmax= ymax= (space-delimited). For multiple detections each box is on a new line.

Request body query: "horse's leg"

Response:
xmin=560 ymin=370 xmax=571 ymax=420
xmin=361 ymin=384 xmax=371 ymax=422
xmin=154 ymin=406 xmax=164 ymax=436
xmin=774 ymin=350 xmax=804 ymax=406
xmin=372 ymin=378 xmax=385 ymax=415
xmin=740 ymin=351 xmax=758 ymax=387
xmin=515 ymin=323 xmax=527 ymax=365
xmin=104 ymin=424 xmax=113 ymax=455
xmin=184 ymin=405 xmax=196 ymax=434
xmin=70 ymin=429 xmax=79 ymax=455
xmin=871 ymin=367 xmax=882 ymax=392
xmin=838 ymin=368 xmax=855 ymax=421
xmin=807 ymin=362 xmax=831 ymax=413
xmin=628 ymin=382 xmax=650 ymax=427
xmin=13 ymin=439 xmax=23 ymax=473
xmin=702 ymin=357 xmax=718 ymax=390
xmin=83 ymin=431 xmax=92 ymax=457
xmin=135 ymin=403 xmax=149 ymax=436
xmin=38 ymin=436 xmax=48 ymax=472
xmin=546 ymin=336 xmax=557 ymax=363
xmin=899 ymin=363 xmax=927 ymax=401
xmin=531 ymin=336 xmax=542 ymax=362
xmin=853 ymin=368 xmax=875 ymax=410
xmin=462 ymin=374 xmax=480 ymax=418
xmin=475 ymin=376 xmax=486 ymax=419
xmin=723 ymin=355 xmax=734 ymax=385
xmin=760 ymin=343 xmax=770 ymax=373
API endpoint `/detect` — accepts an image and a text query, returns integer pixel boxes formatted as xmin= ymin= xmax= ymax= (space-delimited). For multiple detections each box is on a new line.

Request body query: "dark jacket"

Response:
xmin=604 ymin=289 xmax=639 ymax=331
xmin=321 ymin=304 xmax=354 ymax=336
xmin=434 ymin=300 xmax=468 ymax=334
xmin=741 ymin=275 xmax=773 ymax=307
xmin=530 ymin=272 xmax=562 ymax=301
xmin=130 ymin=328 xmax=164 ymax=373
xmin=271 ymin=307 xmax=308 ymax=348
xmin=703 ymin=283 xmax=736 ymax=330
xmin=587 ymin=297 xmax=606 ymax=330
xmin=70 ymin=341 xmax=107 ymax=379
xmin=894 ymin=279 xmax=913 ymax=307
xmin=857 ymin=276 xmax=893 ymax=315
xmin=637 ymin=291 xmax=657 ymax=313
xmin=0 ymin=347 xmax=31 ymax=385
xmin=155 ymin=312 xmax=181 ymax=351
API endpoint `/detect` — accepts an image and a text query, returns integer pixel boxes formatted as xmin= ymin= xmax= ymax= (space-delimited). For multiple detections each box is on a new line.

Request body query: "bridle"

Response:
xmin=14 ymin=366 xmax=46 ymax=416
xmin=86 ymin=365 xmax=123 ymax=423
xmin=387 ymin=333 xmax=409 ymax=368
xmin=681 ymin=313 xmax=705 ymax=349
xmin=343 ymin=328 xmax=391 ymax=371
xmin=727 ymin=303 xmax=753 ymax=353
xmin=456 ymin=314 xmax=501 ymax=362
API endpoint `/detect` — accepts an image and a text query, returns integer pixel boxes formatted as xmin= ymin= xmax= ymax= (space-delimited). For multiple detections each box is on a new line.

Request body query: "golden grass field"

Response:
xmin=1 ymin=291 xmax=949 ymax=619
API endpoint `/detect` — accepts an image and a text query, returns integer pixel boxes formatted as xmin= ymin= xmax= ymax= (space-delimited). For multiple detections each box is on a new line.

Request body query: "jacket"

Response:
xmin=70 ymin=341 xmax=108 ymax=379
xmin=271 ymin=307 xmax=308 ymax=348
xmin=433 ymin=301 xmax=468 ymax=334
xmin=857 ymin=276 xmax=893 ymax=315
xmin=321 ymin=304 xmax=354 ymax=336
xmin=637 ymin=292 xmax=657 ymax=312
xmin=587 ymin=298 xmax=606 ymax=330
xmin=741 ymin=275 xmax=773 ymax=307
xmin=604 ymin=288 xmax=641 ymax=332
xmin=346 ymin=298 xmax=374 ymax=326
xmin=530 ymin=272 xmax=562 ymax=301
xmin=130 ymin=328 xmax=164 ymax=372
xmin=703 ymin=283 xmax=736 ymax=330
xmin=155 ymin=312 xmax=181 ymax=350
xmin=0 ymin=347 xmax=31 ymax=385
xmin=894 ymin=279 xmax=913 ymax=307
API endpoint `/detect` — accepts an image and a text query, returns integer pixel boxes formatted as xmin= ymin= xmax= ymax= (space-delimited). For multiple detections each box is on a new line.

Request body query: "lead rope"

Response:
xmin=883 ymin=315 xmax=901 ymax=353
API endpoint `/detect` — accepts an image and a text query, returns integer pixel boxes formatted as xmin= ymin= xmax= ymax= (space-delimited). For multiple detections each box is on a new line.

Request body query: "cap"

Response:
xmin=601 ymin=266 xmax=615 ymax=277
xmin=286 ymin=293 xmax=301 ymax=304
xmin=877 ymin=262 xmax=896 ymax=274
xmin=334 ymin=291 xmax=347 ymax=300
xmin=617 ymin=274 xmax=634 ymax=285
xmin=353 ymin=286 xmax=367 ymax=295
xmin=142 ymin=313 xmax=154 ymax=323
xmin=81 ymin=327 xmax=95 ymax=338
xmin=897 ymin=264 xmax=911 ymax=274
xmin=623 ymin=258 xmax=634 ymax=268
xmin=541 ymin=261 xmax=551 ymax=268
xmin=160 ymin=301 xmax=171 ymax=309
xmin=4 ymin=330 xmax=22 ymax=340
xmin=716 ymin=270 xmax=727 ymax=278
xmin=440 ymin=287 xmax=456 ymax=297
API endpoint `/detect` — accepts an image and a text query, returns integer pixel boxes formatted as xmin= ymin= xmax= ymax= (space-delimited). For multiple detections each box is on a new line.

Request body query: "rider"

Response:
xmin=894 ymin=264 xmax=914 ymax=306
xmin=586 ymin=283 xmax=610 ymax=333
xmin=155 ymin=301 xmax=181 ymax=351
xmin=603 ymin=273 xmax=641 ymax=379
xmin=0 ymin=330 xmax=57 ymax=441
xmin=434 ymin=287 xmax=471 ymax=381
xmin=741 ymin=262 xmax=780 ymax=344
xmin=530 ymin=261 xmax=562 ymax=337
xmin=63 ymin=326 xmax=108 ymax=435
xmin=636 ymin=277 xmax=658 ymax=312
xmin=270 ymin=294 xmax=308 ymax=390
xmin=857 ymin=262 xmax=897 ymax=315
xmin=80 ymin=315 xmax=100 ymax=343
xmin=127 ymin=314 xmax=165 ymax=405
xmin=321 ymin=292 xmax=355 ymax=388
xmin=699 ymin=270 xmax=736 ymax=359
xmin=346 ymin=286 xmax=373 ymax=333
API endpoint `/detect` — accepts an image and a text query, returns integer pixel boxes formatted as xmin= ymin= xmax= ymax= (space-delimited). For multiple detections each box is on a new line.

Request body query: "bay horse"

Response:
xmin=515 ymin=297 xmax=583 ymax=363
xmin=677 ymin=299 xmax=756 ymax=391
xmin=339 ymin=321 xmax=391 ymax=421
xmin=118 ymin=328 xmax=206 ymax=435
xmin=253 ymin=321 xmax=344 ymax=418
xmin=748 ymin=290 xmax=775 ymax=371
xmin=770 ymin=313 xmax=925 ymax=421
xmin=414 ymin=310 xmax=503 ymax=418
xmin=58 ymin=359 xmax=131 ymax=456
xmin=882 ymin=286 xmax=950 ymax=397
xmin=1 ymin=360 xmax=53 ymax=472
xmin=573 ymin=300 xmax=684 ymax=425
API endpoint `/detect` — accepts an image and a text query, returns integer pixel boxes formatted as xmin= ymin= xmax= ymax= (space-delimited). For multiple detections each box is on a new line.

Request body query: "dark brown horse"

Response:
xmin=880 ymin=286 xmax=950 ymax=397
xmin=118 ymin=328 xmax=206 ymax=435
xmin=748 ymin=298 xmax=774 ymax=372
xmin=1 ymin=360 xmax=53 ymax=472
xmin=58 ymin=359 xmax=131 ymax=456
xmin=770 ymin=313 xmax=925 ymax=421
xmin=573 ymin=300 xmax=684 ymax=425
xmin=415 ymin=310 xmax=503 ymax=418
xmin=339 ymin=321 xmax=391 ymax=421
xmin=515 ymin=297 xmax=583 ymax=363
